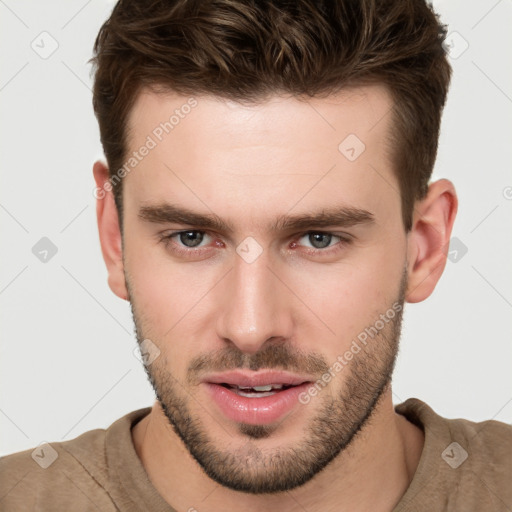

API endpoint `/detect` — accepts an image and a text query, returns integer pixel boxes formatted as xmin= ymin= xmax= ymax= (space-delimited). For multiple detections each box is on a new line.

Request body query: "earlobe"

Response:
xmin=93 ymin=161 xmax=129 ymax=301
xmin=405 ymin=179 xmax=458 ymax=303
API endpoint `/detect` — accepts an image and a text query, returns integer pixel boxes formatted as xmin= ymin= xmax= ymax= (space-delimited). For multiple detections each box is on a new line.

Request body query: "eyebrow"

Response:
xmin=138 ymin=203 xmax=374 ymax=233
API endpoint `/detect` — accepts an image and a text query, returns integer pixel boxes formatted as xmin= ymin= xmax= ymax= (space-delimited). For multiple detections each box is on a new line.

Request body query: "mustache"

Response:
xmin=187 ymin=343 xmax=329 ymax=384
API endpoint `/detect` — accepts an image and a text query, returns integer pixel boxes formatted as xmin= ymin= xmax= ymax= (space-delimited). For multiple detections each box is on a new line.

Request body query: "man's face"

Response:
xmin=122 ymin=85 xmax=409 ymax=493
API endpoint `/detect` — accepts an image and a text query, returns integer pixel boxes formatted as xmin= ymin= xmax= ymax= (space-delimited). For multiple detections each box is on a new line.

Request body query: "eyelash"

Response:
xmin=158 ymin=230 xmax=352 ymax=258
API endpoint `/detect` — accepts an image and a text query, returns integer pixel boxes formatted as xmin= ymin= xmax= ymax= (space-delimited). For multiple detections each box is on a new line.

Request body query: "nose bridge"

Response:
xmin=216 ymin=251 xmax=292 ymax=353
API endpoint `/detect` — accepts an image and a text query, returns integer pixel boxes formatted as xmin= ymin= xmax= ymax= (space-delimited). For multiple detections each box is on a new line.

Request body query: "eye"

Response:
xmin=298 ymin=232 xmax=344 ymax=250
xmin=161 ymin=230 xmax=213 ymax=250
xmin=158 ymin=229 xmax=223 ymax=260
xmin=175 ymin=230 xmax=209 ymax=248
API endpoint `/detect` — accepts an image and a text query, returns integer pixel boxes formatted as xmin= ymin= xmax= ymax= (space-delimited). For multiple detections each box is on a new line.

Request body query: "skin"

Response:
xmin=93 ymin=84 xmax=457 ymax=512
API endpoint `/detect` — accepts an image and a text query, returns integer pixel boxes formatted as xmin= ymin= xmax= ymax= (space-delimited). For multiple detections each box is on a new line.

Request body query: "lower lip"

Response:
xmin=204 ymin=383 xmax=310 ymax=425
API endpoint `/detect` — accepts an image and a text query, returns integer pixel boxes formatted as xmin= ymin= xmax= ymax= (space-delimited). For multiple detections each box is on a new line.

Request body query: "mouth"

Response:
xmin=202 ymin=371 xmax=313 ymax=425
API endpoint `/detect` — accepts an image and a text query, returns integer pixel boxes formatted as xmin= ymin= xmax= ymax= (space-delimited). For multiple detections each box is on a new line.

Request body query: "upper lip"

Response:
xmin=202 ymin=370 xmax=312 ymax=387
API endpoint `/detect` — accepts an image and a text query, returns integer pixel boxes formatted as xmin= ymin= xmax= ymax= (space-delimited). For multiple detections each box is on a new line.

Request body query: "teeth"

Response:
xmin=230 ymin=384 xmax=285 ymax=392
xmin=239 ymin=384 xmax=284 ymax=392
xmin=252 ymin=385 xmax=272 ymax=392
xmin=236 ymin=389 xmax=276 ymax=398
xmin=227 ymin=384 xmax=288 ymax=398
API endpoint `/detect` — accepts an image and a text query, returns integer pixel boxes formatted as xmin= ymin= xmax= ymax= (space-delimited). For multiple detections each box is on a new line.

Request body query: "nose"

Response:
xmin=215 ymin=249 xmax=294 ymax=354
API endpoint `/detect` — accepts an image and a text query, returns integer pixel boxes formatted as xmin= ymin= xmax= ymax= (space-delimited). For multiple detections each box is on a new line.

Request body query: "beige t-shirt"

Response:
xmin=1 ymin=398 xmax=511 ymax=511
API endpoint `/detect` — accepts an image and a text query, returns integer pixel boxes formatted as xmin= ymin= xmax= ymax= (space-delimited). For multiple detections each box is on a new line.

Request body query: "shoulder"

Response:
xmin=0 ymin=427 xmax=114 ymax=511
xmin=0 ymin=408 xmax=150 ymax=511
xmin=395 ymin=398 xmax=512 ymax=511
xmin=449 ymin=414 xmax=512 ymax=464
xmin=397 ymin=397 xmax=512 ymax=468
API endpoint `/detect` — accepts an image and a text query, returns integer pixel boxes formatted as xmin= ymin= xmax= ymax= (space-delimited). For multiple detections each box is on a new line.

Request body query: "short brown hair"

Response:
xmin=91 ymin=0 xmax=451 ymax=231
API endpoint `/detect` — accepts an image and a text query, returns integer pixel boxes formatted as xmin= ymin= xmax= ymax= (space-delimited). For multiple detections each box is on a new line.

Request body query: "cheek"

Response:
xmin=124 ymin=240 xmax=192 ymax=341
xmin=292 ymin=246 xmax=405 ymax=344
xmin=125 ymin=235 xmax=229 ymax=369
xmin=125 ymin=222 xmax=207 ymax=310
xmin=127 ymin=261 xmax=181 ymax=324
xmin=128 ymin=272 xmax=199 ymax=379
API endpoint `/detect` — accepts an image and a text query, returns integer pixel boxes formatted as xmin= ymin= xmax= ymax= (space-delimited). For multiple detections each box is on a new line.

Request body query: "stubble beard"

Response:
xmin=128 ymin=273 xmax=407 ymax=494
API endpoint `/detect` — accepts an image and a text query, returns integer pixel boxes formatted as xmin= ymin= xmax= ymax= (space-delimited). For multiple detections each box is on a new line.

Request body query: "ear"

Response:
xmin=93 ymin=161 xmax=128 ymax=301
xmin=406 ymin=179 xmax=458 ymax=303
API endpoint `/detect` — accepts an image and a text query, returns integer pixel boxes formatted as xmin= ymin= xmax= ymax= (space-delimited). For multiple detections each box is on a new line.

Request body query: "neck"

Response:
xmin=132 ymin=389 xmax=424 ymax=512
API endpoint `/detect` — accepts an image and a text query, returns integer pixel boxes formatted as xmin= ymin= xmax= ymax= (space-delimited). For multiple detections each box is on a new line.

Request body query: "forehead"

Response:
xmin=123 ymin=85 xmax=399 ymax=230
xmin=127 ymin=84 xmax=394 ymax=150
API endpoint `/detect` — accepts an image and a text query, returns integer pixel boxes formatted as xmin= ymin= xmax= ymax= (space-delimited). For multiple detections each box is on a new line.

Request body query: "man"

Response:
xmin=1 ymin=0 xmax=511 ymax=510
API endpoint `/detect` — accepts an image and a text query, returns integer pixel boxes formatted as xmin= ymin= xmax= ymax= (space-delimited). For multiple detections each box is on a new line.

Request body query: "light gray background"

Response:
xmin=1 ymin=0 xmax=511 ymax=456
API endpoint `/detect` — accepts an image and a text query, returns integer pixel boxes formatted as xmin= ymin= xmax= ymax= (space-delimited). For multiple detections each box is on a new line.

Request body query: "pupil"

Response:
xmin=180 ymin=231 xmax=203 ymax=247
xmin=309 ymin=233 xmax=331 ymax=249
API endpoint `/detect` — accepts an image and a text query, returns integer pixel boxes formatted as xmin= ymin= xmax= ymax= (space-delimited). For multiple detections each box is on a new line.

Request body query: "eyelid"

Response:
xmin=159 ymin=229 xmax=353 ymax=258
xmin=294 ymin=231 xmax=352 ymax=251
xmin=161 ymin=228 xmax=351 ymax=242
xmin=301 ymin=229 xmax=353 ymax=239
xmin=162 ymin=229 xmax=213 ymax=246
